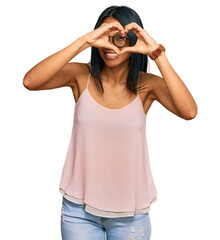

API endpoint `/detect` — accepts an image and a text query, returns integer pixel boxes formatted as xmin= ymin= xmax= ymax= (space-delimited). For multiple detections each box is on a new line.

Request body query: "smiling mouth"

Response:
xmin=104 ymin=51 xmax=119 ymax=59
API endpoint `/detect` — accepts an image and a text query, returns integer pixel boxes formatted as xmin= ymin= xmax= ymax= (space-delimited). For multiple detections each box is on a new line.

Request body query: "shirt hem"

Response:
xmin=59 ymin=188 xmax=157 ymax=218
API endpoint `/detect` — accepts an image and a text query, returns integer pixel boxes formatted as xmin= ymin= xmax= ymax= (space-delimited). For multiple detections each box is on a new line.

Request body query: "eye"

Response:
xmin=116 ymin=35 xmax=124 ymax=39
xmin=115 ymin=35 xmax=125 ymax=41
xmin=113 ymin=35 xmax=127 ymax=48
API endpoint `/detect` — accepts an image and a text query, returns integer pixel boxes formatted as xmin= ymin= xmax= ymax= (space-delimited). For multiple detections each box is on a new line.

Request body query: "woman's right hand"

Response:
xmin=83 ymin=22 xmax=126 ymax=54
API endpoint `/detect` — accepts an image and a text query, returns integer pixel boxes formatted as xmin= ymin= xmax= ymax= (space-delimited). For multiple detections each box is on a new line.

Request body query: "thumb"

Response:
xmin=119 ymin=47 xmax=130 ymax=55
xmin=106 ymin=43 xmax=120 ymax=55
xmin=120 ymin=46 xmax=138 ymax=55
xmin=112 ymin=46 xmax=121 ymax=55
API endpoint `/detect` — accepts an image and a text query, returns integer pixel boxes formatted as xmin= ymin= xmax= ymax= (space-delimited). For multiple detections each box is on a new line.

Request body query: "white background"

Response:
xmin=1 ymin=0 xmax=219 ymax=239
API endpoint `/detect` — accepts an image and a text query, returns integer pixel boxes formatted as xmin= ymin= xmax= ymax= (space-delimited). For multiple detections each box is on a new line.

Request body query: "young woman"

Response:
xmin=23 ymin=5 xmax=197 ymax=240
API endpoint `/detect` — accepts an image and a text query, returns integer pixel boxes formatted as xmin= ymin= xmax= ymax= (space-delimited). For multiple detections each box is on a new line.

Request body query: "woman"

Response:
xmin=23 ymin=5 xmax=197 ymax=240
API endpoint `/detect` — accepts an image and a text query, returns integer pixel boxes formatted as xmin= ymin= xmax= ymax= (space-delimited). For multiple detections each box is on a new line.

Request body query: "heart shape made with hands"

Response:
xmin=117 ymin=22 xmax=159 ymax=56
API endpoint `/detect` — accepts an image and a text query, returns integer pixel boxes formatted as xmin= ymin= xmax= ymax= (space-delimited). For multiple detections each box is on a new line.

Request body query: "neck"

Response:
xmin=101 ymin=62 xmax=130 ymax=86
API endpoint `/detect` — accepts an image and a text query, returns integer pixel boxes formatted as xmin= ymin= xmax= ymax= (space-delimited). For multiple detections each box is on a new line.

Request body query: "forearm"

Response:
xmin=154 ymin=51 xmax=197 ymax=118
xmin=23 ymin=36 xmax=90 ymax=86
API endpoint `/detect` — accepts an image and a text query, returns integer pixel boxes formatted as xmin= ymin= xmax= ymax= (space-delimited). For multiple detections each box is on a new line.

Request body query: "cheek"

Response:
xmin=121 ymin=51 xmax=131 ymax=59
xmin=98 ymin=49 xmax=105 ymax=59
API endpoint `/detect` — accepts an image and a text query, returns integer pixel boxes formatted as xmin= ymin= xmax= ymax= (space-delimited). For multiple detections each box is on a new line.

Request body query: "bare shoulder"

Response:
xmin=141 ymin=72 xmax=160 ymax=85
xmin=140 ymin=72 xmax=163 ymax=100
xmin=136 ymin=72 xmax=161 ymax=115
xmin=68 ymin=62 xmax=91 ymax=102
xmin=138 ymin=72 xmax=158 ymax=99
xmin=67 ymin=62 xmax=90 ymax=89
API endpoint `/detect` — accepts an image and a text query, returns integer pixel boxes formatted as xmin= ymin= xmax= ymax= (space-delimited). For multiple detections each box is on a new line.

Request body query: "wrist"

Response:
xmin=76 ymin=35 xmax=91 ymax=49
xmin=154 ymin=51 xmax=166 ymax=63
xmin=148 ymin=44 xmax=166 ymax=61
xmin=150 ymin=44 xmax=160 ymax=52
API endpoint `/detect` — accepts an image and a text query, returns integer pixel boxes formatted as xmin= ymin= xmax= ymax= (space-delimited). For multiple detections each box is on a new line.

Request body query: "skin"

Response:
xmin=97 ymin=17 xmax=132 ymax=84
xmin=23 ymin=16 xmax=197 ymax=119
xmin=86 ymin=17 xmax=153 ymax=114
xmin=80 ymin=17 xmax=197 ymax=119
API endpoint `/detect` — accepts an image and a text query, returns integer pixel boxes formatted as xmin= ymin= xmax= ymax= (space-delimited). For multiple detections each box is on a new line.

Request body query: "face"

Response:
xmin=98 ymin=17 xmax=131 ymax=67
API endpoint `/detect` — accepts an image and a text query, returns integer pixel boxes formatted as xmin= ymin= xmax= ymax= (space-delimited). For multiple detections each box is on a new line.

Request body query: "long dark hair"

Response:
xmin=90 ymin=5 xmax=149 ymax=97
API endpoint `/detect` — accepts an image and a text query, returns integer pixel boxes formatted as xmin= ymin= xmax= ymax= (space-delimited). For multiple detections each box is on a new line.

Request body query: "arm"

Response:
xmin=152 ymin=51 xmax=198 ymax=120
xmin=23 ymin=36 xmax=90 ymax=90
xmin=23 ymin=21 xmax=125 ymax=91
xmin=121 ymin=22 xmax=198 ymax=120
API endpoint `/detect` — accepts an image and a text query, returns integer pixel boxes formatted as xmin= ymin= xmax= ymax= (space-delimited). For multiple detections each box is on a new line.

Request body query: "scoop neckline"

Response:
xmin=75 ymin=88 xmax=146 ymax=117
xmin=86 ymin=88 xmax=139 ymax=111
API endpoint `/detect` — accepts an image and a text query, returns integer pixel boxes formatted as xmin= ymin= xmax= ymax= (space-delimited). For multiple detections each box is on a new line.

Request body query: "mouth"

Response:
xmin=104 ymin=51 xmax=119 ymax=60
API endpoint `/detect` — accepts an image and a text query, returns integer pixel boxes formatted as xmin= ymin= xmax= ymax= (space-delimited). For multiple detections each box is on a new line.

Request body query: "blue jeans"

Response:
xmin=61 ymin=197 xmax=151 ymax=240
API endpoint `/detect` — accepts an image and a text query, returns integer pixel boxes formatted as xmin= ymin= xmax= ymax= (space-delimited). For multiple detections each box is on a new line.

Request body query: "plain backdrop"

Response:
xmin=1 ymin=0 xmax=219 ymax=239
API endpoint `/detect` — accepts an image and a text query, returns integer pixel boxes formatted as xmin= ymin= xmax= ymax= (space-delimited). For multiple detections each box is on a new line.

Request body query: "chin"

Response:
xmin=103 ymin=59 xmax=121 ymax=67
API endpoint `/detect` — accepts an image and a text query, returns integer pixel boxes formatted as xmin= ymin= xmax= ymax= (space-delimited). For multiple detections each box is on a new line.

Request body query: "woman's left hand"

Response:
xmin=119 ymin=22 xmax=160 ymax=56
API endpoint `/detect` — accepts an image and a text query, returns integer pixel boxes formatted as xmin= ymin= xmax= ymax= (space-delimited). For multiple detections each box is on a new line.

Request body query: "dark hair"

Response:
xmin=89 ymin=5 xmax=149 ymax=97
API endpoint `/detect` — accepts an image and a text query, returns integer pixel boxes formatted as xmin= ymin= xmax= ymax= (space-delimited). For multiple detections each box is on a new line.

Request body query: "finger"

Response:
xmin=125 ymin=22 xmax=150 ymax=40
xmin=104 ymin=22 xmax=125 ymax=35
xmin=110 ymin=29 xmax=126 ymax=37
xmin=126 ymin=28 xmax=139 ymax=36
xmin=125 ymin=22 xmax=142 ymax=33
xmin=105 ymin=43 xmax=120 ymax=55
xmin=120 ymin=46 xmax=136 ymax=55
xmin=125 ymin=23 xmax=149 ymax=42
xmin=119 ymin=48 xmax=127 ymax=55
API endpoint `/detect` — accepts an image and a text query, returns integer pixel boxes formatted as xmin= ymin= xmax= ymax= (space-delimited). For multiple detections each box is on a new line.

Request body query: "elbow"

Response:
xmin=184 ymin=113 xmax=197 ymax=120
xmin=184 ymin=106 xmax=198 ymax=120
xmin=23 ymin=77 xmax=30 ymax=90
xmin=23 ymin=77 xmax=35 ymax=90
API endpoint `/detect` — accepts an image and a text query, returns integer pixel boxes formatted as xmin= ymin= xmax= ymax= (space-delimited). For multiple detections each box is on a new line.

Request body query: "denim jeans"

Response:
xmin=61 ymin=196 xmax=151 ymax=240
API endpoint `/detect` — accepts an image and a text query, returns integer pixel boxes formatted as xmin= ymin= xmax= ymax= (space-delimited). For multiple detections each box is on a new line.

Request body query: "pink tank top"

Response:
xmin=59 ymin=70 xmax=158 ymax=218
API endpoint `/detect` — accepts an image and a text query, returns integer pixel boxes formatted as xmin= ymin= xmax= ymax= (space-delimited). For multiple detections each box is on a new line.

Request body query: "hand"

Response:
xmin=119 ymin=22 xmax=159 ymax=56
xmin=84 ymin=22 xmax=126 ymax=55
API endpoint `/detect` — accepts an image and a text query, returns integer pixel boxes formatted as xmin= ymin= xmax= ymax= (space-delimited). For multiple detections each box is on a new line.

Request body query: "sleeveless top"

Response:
xmin=59 ymin=69 xmax=158 ymax=218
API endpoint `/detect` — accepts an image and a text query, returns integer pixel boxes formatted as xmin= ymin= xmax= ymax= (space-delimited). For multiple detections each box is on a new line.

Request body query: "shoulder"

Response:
xmin=140 ymin=71 xmax=160 ymax=83
xmin=67 ymin=62 xmax=90 ymax=88
xmin=68 ymin=62 xmax=90 ymax=76
xmin=139 ymin=72 xmax=163 ymax=99
xmin=139 ymin=71 xmax=159 ymax=92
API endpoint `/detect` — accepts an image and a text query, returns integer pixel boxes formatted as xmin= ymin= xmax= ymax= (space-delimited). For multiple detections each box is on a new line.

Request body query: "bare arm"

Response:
xmin=23 ymin=36 xmax=90 ymax=90
xmin=23 ymin=21 xmax=129 ymax=91
xmin=152 ymin=52 xmax=198 ymax=120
